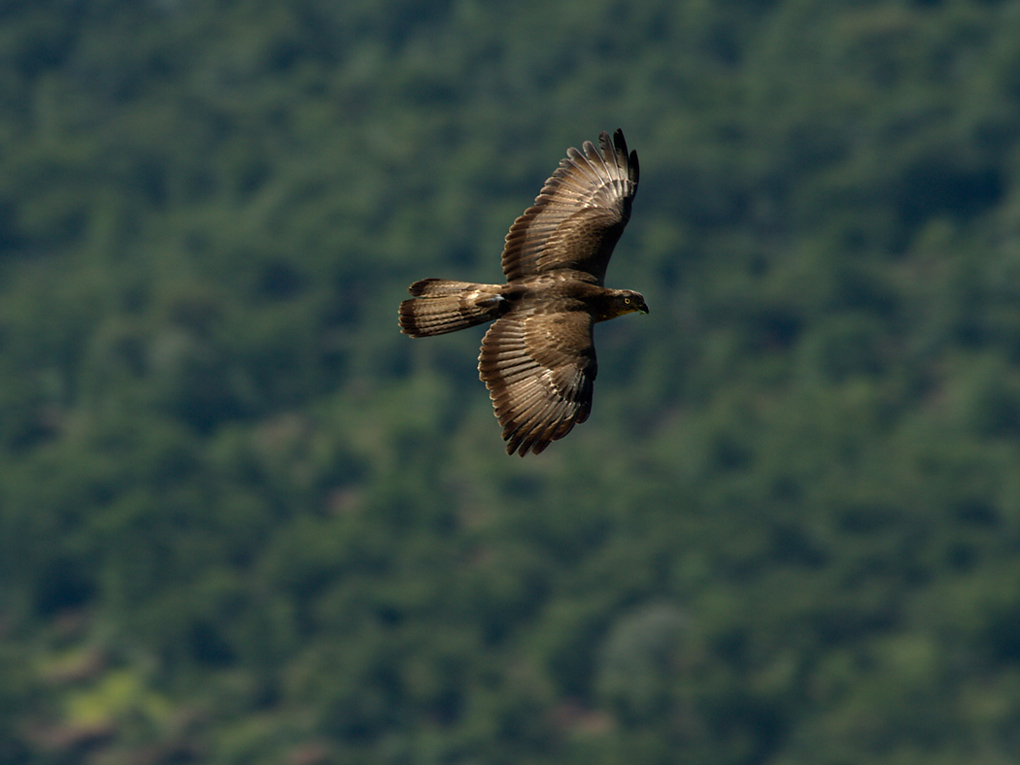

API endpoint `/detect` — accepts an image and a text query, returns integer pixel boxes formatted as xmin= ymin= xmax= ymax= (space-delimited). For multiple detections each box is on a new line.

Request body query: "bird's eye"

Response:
xmin=624 ymin=297 xmax=631 ymax=304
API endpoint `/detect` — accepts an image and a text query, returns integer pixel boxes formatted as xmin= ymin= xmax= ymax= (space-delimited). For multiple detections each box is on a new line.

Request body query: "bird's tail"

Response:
xmin=399 ymin=279 xmax=509 ymax=337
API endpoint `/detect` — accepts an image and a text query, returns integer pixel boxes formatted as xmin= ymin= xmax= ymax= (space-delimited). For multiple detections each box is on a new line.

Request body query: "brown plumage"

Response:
xmin=399 ymin=129 xmax=646 ymax=456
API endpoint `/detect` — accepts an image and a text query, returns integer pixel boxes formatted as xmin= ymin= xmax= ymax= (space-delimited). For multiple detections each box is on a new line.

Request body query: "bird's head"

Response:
xmin=617 ymin=289 xmax=649 ymax=316
xmin=594 ymin=289 xmax=649 ymax=322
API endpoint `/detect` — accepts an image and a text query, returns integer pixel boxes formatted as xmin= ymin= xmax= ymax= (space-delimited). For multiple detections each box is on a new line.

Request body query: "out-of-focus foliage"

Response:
xmin=2 ymin=0 xmax=1020 ymax=762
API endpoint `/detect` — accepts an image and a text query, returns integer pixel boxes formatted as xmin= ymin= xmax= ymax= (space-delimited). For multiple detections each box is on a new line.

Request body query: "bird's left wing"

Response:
xmin=501 ymin=129 xmax=639 ymax=285
xmin=478 ymin=308 xmax=597 ymax=456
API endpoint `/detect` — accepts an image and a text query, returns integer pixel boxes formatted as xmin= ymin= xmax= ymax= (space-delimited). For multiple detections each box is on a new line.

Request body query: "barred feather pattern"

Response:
xmin=399 ymin=279 xmax=509 ymax=337
xmin=478 ymin=308 xmax=596 ymax=456
xmin=501 ymin=129 xmax=638 ymax=285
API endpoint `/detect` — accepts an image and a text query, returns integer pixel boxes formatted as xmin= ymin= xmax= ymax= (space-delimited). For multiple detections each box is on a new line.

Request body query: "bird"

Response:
xmin=399 ymin=129 xmax=646 ymax=456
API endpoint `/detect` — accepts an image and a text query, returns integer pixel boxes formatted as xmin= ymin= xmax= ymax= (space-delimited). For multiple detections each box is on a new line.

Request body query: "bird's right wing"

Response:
xmin=478 ymin=307 xmax=597 ymax=456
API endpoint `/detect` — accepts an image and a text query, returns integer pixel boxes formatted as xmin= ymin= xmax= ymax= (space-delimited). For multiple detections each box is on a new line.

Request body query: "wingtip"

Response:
xmin=505 ymin=437 xmax=543 ymax=457
xmin=504 ymin=434 xmax=526 ymax=456
xmin=612 ymin=128 xmax=627 ymax=154
xmin=608 ymin=129 xmax=638 ymax=184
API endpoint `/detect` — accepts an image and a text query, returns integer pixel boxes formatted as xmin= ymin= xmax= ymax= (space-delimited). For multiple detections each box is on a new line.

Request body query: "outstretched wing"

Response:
xmin=478 ymin=307 xmax=598 ymax=456
xmin=501 ymin=129 xmax=639 ymax=285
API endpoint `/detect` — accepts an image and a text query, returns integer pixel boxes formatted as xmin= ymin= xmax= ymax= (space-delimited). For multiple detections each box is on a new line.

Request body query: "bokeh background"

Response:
xmin=3 ymin=1 xmax=1020 ymax=763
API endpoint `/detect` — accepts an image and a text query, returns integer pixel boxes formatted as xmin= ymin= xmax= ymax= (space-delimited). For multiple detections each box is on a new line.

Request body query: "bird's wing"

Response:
xmin=501 ymin=129 xmax=639 ymax=285
xmin=478 ymin=307 xmax=597 ymax=456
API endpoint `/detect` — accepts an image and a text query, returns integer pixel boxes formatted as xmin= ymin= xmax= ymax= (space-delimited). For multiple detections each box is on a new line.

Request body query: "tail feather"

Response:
xmin=399 ymin=279 xmax=508 ymax=337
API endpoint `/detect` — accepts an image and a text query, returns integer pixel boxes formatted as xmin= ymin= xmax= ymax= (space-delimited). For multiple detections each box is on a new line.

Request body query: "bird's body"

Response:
xmin=399 ymin=130 xmax=646 ymax=456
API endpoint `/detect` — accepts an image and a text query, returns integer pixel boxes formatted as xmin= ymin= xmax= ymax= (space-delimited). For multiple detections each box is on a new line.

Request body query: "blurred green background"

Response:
xmin=2 ymin=1 xmax=1020 ymax=763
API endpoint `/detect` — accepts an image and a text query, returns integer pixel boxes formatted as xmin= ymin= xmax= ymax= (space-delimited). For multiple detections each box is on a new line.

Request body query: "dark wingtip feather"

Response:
xmin=528 ymin=440 xmax=550 ymax=456
xmin=610 ymin=128 xmax=639 ymax=185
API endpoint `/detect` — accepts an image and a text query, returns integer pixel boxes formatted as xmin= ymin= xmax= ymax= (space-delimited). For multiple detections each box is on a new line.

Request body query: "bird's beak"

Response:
xmin=639 ymin=301 xmax=649 ymax=314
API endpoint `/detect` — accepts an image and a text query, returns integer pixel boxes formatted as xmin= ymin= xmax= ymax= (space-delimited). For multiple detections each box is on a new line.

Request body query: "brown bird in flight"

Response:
xmin=399 ymin=129 xmax=646 ymax=456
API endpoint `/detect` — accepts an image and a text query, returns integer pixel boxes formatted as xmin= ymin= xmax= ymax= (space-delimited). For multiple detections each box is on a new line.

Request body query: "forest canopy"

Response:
xmin=2 ymin=1 xmax=1020 ymax=763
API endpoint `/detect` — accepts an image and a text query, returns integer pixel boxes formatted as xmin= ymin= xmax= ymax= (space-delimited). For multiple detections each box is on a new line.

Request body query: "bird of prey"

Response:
xmin=399 ymin=129 xmax=646 ymax=456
